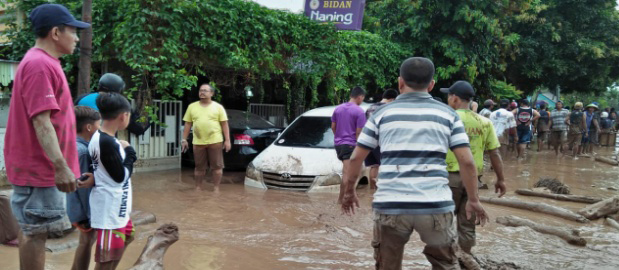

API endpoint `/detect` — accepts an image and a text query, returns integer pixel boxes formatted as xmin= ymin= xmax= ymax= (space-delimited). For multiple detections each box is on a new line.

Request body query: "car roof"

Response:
xmin=301 ymin=103 xmax=372 ymax=117
xmin=225 ymin=109 xmax=277 ymax=129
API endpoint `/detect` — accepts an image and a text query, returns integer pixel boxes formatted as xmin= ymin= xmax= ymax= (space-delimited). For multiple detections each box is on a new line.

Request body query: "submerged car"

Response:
xmin=245 ymin=104 xmax=370 ymax=192
xmin=182 ymin=110 xmax=282 ymax=170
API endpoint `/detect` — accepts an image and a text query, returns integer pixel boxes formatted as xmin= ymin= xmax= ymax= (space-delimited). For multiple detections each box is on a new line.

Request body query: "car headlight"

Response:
xmin=246 ymin=162 xmax=261 ymax=180
xmin=316 ymin=174 xmax=341 ymax=186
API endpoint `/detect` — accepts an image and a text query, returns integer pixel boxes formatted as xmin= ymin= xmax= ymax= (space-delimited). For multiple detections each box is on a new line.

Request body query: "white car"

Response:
xmin=245 ymin=104 xmax=370 ymax=192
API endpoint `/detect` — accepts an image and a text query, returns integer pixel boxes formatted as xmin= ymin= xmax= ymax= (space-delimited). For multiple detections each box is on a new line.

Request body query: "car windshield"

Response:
xmin=275 ymin=116 xmax=334 ymax=148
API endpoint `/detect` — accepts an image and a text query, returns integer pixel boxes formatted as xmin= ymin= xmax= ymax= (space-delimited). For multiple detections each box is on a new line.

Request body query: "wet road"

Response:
xmin=1 ymin=147 xmax=619 ymax=269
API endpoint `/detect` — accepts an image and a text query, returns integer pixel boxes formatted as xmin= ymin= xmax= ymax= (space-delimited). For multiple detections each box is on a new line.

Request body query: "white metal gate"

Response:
xmin=129 ymin=100 xmax=183 ymax=171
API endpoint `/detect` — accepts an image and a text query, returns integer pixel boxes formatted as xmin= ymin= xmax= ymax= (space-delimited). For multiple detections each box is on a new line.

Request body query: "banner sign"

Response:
xmin=304 ymin=0 xmax=365 ymax=31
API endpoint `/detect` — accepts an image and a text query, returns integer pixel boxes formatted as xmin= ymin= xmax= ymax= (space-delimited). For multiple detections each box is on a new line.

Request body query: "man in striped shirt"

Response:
xmin=549 ymin=101 xmax=569 ymax=156
xmin=341 ymin=57 xmax=488 ymax=269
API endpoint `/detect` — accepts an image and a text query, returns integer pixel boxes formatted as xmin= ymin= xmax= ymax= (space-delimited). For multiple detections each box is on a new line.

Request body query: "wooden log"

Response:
xmin=480 ymin=197 xmax=589 ymax=223
xmin=577 ymin=196 xmax=619 ymax=220
xmin=594 ymin=156 xmax=619 ymax=166
xmin=132 ymin=210 xmax=157 ymax=226
xmin=515 ymin=189 xmax=602 ymax=204
xmin=130 ymin=223 xmax=179 ymax=270
xmin=496 ymin=216 xmax=586 ymax=246
xmin=606 ymin=218 xmax=619 ymax=230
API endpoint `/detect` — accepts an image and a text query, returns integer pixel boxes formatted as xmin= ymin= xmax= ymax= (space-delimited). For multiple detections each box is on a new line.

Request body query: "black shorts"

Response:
xmin=364 ymin=147 xmax=381 ymax=167
xmin=335 ymin=144 xmax=355 ymax=161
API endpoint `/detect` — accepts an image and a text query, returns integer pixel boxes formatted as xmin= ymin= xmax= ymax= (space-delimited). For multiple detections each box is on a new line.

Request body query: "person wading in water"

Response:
xmin=512 ymin=99 xmax=540 ymax=159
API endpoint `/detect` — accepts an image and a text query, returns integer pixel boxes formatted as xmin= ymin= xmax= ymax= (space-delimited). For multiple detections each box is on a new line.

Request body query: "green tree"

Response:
xmin=363 ymin=0 xmax=530 ymax=98
xmin=3 ymin=0 xmax=408 ymax=117
xmin=505 ymin=0 xmax=619 ymax=95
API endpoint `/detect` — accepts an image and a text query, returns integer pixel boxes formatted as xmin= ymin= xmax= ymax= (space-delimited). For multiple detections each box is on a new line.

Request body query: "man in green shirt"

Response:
xmin=441 ymin=81 xmax=507 ymax=254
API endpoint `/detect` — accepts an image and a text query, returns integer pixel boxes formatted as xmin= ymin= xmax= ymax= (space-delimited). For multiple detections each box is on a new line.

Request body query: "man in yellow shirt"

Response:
xmin=441 ymin=81 xmax=506 ymax=255
xmin=182 ymin=84 xmax=231 ymax=192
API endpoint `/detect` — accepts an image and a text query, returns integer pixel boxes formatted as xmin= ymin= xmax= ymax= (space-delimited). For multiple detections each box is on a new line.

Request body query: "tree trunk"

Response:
xmin=577 ymin=196 xmax=619 ymax=220
xmin=594 ymin=156 xmax=618 ymax=166
xmin=480 ymin=197 xmax=589 ymax=223
xmin=77 ymin=0 xmax=93 ymax=97
xmin=606 ymin=218 xmax=619 ymax=230
xmin=496 ymin=216 xmax=586 ymax=246
xmin=515 ymin=189 xmax=602 ymax=204
xmin=129 ymin=223 xmax=179 ymax=270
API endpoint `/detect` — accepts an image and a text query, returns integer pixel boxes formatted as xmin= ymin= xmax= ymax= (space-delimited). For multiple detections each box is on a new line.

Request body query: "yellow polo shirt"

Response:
xmin=183 ymin=101 xmax=228 ymax=145
xmin=446 ymin=109 xmax=500 ymax=174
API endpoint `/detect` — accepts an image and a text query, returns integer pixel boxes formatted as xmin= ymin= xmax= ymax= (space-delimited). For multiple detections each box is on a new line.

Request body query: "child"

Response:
xmin=89 ymin=92 xmax=138 ymax=270
xmin=67 ymin=106 xmax=100 ymax=270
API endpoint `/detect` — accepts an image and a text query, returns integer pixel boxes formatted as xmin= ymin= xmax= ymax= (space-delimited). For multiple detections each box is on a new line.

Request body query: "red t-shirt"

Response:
xmin=4 ymin=48 xmax=79 ymax=187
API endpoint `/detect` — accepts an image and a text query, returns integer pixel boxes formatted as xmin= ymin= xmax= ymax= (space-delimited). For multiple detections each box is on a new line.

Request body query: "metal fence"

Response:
xmin=249 ymin=103 xmax=306 ymax=127
xmin=129 ymin=100 xmax=183 ymax=160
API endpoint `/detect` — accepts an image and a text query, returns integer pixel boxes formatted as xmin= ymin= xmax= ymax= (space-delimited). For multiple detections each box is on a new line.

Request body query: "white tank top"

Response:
xmin=88 ymin=130 xmax=134 ymax=229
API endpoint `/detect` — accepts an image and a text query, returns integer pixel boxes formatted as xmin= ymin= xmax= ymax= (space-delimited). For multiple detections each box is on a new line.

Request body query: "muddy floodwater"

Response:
xmin=2 ymin=147 xmax=619 ymax=269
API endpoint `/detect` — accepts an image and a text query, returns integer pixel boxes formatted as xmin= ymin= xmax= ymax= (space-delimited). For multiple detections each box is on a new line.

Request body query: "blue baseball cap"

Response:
xmin=29 ymin=4 xmax=90 ymax=31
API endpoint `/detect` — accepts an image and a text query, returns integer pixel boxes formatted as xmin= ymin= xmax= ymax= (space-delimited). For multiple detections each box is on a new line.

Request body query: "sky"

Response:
xmin=250 ymin=0 xmax=305 ymax=13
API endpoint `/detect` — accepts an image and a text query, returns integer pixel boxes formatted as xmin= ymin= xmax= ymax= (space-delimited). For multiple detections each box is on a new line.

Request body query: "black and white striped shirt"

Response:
xmin=357 ymin=92 xmax=469 ymax=215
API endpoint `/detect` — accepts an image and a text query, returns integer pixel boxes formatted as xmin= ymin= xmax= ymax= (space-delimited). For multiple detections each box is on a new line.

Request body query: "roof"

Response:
xmin=301 ymin=103 xmax=371 ymax=117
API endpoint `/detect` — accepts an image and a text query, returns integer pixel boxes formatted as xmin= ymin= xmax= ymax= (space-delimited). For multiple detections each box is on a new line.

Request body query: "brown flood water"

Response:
xmin=1 ymin=146 xmax=619 ymax=269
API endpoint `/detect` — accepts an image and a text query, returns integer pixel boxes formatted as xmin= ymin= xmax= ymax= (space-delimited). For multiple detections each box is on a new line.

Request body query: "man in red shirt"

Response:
xmin=4 ymin=4 xmax=89 ymax=270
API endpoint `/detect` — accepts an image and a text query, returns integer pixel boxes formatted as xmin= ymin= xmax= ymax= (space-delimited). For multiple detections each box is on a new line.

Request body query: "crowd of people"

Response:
xmin=0 ymin=4 xmax=140 ymax=270
xmin=481 ymin=98 xmax=617 ymax=160
xmin=336 ymin=58 xmax=497 ymax=269
xmin=0 ymin=4 xmax=232 ymax=269
xmin=1 ymin=3 xmax=617 ymax=270
xmin=334 ymin=59 xmax=617 ymax=268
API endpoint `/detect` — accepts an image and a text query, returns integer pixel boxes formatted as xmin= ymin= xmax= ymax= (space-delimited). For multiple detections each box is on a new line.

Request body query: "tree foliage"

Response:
xmin=561 ymin=86 xmax=619 ymax=111
xmin=4 ymin=0 xmax=619 ymax=111
xmin=363 ymin=0 xmax=619 ymax=100
xmin=363 ymin=0 xmax=531 ymax=98
xmin=3 ymin=0 xmax=408 ymax=116
xmin=506 ymin=0 xmax=619 ymax=95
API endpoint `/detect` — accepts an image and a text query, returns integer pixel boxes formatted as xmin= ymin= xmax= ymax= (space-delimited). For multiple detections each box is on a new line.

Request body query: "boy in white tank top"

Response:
xmin=89 ymin=93 xmax=138 ymax=269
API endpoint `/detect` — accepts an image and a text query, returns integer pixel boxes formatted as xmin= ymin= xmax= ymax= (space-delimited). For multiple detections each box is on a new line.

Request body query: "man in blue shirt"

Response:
xmin=77 ymin=73 xmax=150 ymax=136
xmin=76 ymin=73 xmax=125 ymax=110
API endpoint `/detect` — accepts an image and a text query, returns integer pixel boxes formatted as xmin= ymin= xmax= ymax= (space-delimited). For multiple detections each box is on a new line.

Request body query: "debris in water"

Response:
xmin=474 ymin=256 xmax=529 ymax=270
xmin=496 ymin=216 xmax=586 ymax=246
xmin=480 ymin=197 xmax=589 ymax=223
xmin=606 ymin=218 xmax=619 ymax=231
xmin=515 ymin=189 xmax=602 ymax=204
xmin=577 ymin=196 xmax=619 ymax=220
xmin=129 ymin=223 xmax=179 ymax=270
xmin=533 ymin=178 xmax=571 ymax=195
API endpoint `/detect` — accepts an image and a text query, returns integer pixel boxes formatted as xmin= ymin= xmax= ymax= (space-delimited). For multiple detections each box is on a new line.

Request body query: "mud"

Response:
xmin=1 ymin=147 xmax=619 ymax=269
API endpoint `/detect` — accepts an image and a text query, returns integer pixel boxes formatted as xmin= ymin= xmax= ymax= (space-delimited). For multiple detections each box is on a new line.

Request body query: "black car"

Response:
xmin=182 ymin=110 xmax=282 ymax=170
